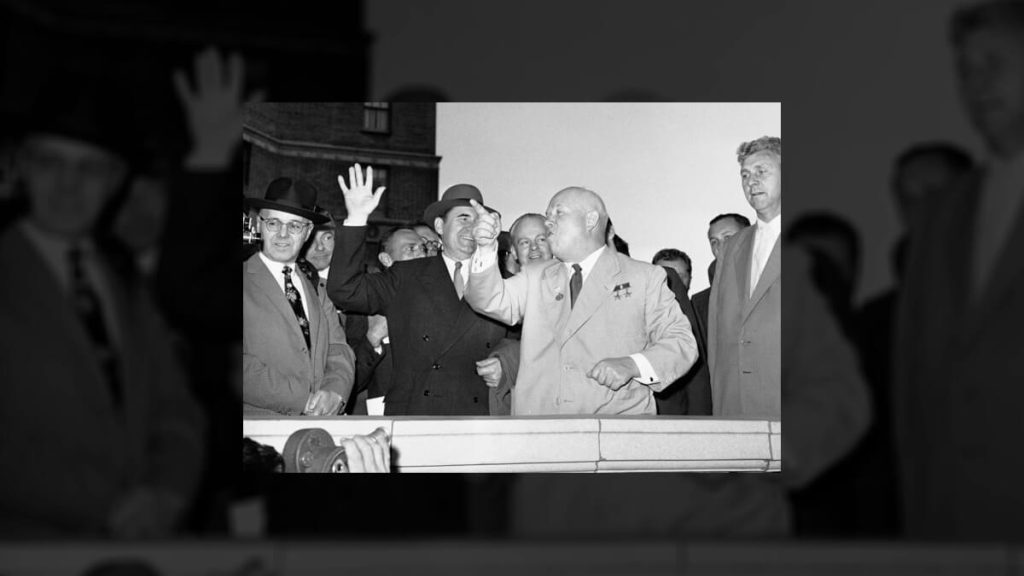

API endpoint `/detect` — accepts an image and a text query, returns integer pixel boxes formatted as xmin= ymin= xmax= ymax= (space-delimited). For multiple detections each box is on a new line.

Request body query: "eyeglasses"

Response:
xmin=259 ymin=216 xmax=310 ymax=235
xmin=422 ymin=240 xmax=441 ymax=253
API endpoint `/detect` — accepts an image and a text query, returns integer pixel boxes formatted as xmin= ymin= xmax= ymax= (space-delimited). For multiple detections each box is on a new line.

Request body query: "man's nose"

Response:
xmin=276 ymin=226 xmax=290 ymax=239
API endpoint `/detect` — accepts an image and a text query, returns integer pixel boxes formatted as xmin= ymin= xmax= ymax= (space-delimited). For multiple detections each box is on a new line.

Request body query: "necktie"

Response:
xmin=453 ymin=261 xmax=465 ymax=299
xmin=68 ymin=246 xmax=122 ymax=406
xmin=569 ymin=263 xmax=583 ymax=308
xmin=282 ymin=266 xmax=312 ymax=354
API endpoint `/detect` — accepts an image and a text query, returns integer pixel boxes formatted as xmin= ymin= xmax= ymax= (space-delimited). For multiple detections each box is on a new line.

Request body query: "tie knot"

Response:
xmin=572 ymin=264 xmax=582 ymax=274
xmin=282 ymin=265 xmax=292 ymax=277
xmin=454 ymin=261 xmax=462 ymax=272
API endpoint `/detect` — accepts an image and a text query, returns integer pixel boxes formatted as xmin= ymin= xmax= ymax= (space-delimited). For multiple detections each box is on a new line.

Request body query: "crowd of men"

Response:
xmin=241 ymin=135 xmax=784 ymax=424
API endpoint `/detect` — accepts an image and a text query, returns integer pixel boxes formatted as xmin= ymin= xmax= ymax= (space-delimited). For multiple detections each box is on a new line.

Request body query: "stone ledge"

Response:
xmin=243 ymin=416 xmax=781 ymax=473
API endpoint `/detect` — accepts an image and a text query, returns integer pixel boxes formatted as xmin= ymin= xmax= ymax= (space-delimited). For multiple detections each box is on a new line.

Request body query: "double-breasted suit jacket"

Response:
xmin=328 ymin=225 xmax=508 ymax=416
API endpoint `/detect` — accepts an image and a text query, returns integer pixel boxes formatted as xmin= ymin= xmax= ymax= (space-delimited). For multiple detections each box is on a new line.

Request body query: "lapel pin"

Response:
xmin=555 ymin=292 xmax=564 ymax=301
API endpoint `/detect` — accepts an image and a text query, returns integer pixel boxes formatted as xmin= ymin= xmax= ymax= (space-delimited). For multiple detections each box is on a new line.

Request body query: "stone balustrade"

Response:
xmin=243 ymin=415 xmax=782 ymax=473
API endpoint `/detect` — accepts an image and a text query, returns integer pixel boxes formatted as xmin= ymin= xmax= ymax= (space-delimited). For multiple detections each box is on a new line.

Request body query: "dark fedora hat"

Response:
xmin=246 ymin=178 xmax=329 ymax=224
xmin=423 ymin=183 xmax=500 ymax=225
xmin=312 ymin=207 xmax=336 ymax=231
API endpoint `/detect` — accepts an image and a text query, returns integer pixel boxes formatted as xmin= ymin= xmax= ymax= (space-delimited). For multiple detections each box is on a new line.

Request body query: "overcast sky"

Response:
xmin=435 ymin=102 xmax=780 ymax=294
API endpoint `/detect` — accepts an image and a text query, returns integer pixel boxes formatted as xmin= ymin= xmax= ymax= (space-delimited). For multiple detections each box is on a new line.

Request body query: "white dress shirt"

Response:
xmin=442 ymin=252 xmax=471 ymax=294
xmin=258 ymin=252 xmax=310 ymax=319
xmin=21 ymin=221 xmax=122 ymax=350
xmin=750 ymin=213 xmax=782 ymax=297
xmin=971 ymin=149 xmax=1024 ymax=301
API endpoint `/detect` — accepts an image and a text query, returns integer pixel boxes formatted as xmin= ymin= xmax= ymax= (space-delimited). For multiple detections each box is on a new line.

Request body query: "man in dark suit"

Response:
xmin=242 ymin=178 xmax=356 ymax=416
xmin=690 ymin=213 xmax=750 ymax=351
xmin=656 ymin=265 xmax=712 ymax=415
xmin=0 ymin=79 xmax=204 ymax=537
xmin=893 ymin=1 xmax=1024 ymax=540
xmin=328 ymin=165 xmax=508 ymax=415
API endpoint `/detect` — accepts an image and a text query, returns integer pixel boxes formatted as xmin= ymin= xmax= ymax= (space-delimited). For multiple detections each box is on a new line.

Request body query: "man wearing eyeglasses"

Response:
xmin=243 ymin=177 xmax=356 ymax=416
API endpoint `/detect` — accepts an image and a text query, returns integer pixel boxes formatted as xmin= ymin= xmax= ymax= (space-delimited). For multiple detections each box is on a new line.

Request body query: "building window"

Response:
xmin=363 ymin=102 xmax=390 ymax=133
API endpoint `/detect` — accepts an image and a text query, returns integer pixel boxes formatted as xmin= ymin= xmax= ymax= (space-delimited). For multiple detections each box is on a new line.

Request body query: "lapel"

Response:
xmin=246 ymin=255 xmax=307 ymax=347
xmin=742 ymin=235 xmax=780 ymax=325
xmin=416 ymin=256 xmax=464 ymax=351
xmin=10 ymin=228 xmax=119 ymax=418
xmin=732 ymin=226 xmax=755 ymax=306
xmin=543 ymin=262 xmax=573 ymax=337
xmin=943 ymin=172 xmax=982 ymax=327
xmin=966 ymin=178 xmax=1024 ymax=337
xmin=560 ymin=248 xmax=620 ymax=346
xmin=300 ymin=271 xmax=322 ymax=352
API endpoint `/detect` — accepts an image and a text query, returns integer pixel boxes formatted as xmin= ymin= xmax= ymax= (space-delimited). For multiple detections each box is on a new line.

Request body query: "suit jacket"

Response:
xmin=691 ymin=287 xmax=710 ymax=338
xmin=328 ymin=226 xmax=508 ymax=416
xmin=0 ymin=224 xmax=205 ymax=536
xmin=708 ymin=223 xmax=781 ymax=417
xmin=466 ymin=246 xmax=697 ymax=415
xmin=243 ymin=253 xmax=355 ymax=415
xmin=655 ymin=267 xmax=712 ymax=415
xmin=894 ymin=169 xmax=1024 ymax=539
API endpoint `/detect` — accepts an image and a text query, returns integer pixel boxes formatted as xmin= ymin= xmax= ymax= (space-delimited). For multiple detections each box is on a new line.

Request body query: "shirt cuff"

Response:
xmin=471 ymin=242 xmax=499 ymax=273
xmin=344 ymin=216 xmax=368 ymax=226
xmin=630 ymin=353 xmax=660 ymax=385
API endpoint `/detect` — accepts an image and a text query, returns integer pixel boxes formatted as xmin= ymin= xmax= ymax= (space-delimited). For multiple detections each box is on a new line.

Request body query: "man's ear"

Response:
xmin=434 ymin=217 xmax=445 ymax=237
xmin=378 ymin=252 xmax=393 ymax=269
xmin=585 ymin=210 xmax=600 ymax=232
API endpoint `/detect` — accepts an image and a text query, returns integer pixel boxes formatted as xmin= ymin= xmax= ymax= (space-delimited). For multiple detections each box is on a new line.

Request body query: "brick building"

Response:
xmin=243 ymin=103 xmax=440 ymax=252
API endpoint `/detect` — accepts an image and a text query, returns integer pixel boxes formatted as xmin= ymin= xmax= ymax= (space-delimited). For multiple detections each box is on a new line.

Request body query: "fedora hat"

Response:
xmin=312 ymin=207 xmax=336 ymax=231
xmin=423 ymin=183 xmax=500 ymax=225
xmin=246 ymin=177 xmax=328 ymax=224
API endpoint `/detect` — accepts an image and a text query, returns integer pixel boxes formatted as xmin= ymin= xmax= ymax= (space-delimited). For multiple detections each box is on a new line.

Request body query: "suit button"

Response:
xmin=424 ymin=390 xmax=431 ymax=396
xmin=423 ymin=334 xmax=430 ymax=342
xmin=432 ymin=363 xmax=440 ymax=370
xmin=485 ymin=342 xmax=492 ymax=349
xmin=473 ymin=396 xmax=479 ymax=403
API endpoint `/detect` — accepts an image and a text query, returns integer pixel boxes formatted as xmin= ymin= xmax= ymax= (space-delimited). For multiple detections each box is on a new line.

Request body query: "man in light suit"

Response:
xmin=465 ymin=187 xmax=697 ymax=415
xmin=243 ymin=178 xmax=355 ymax=416
xmin=709 ymin=136 xmax=782 ymax=418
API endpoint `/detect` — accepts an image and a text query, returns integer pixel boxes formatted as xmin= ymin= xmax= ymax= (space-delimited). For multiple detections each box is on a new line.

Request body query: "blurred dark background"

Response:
xmin=2 ymin=0 xmax=1023 ymax=570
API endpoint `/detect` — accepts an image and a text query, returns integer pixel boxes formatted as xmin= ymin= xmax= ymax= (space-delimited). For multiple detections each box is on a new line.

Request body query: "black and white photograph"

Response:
xmin=240 ymin=101 xmax=787 ymax=474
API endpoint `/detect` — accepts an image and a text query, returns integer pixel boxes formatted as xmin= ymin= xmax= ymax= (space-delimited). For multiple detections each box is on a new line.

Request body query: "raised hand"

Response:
xmin=469 ymin=198 xmax=500 ymax=248
xmin=588 ymin=357 xmax=640 ymax=391
xmin=475 ymin=357 xmax=503 ymax=388
xmin=173 ymin=46 xmax=265 ymax=170
xmin=338 ymin=163 xmax=385 ymax=220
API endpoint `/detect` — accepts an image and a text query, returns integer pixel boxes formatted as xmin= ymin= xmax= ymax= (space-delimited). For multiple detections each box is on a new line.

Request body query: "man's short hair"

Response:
xmin=894 ymin=142 xmax=974 ymax=174
xmin=509 ymin=212 xmax=547 ymax=237
xmin=950 ymin=0 xmax=1024 ymax=45
xmin=652 ymin=248 xmax=692 ymax=274
xmin=736 ymin=136 xmax=782 ymax=165
xmin=709 ymin=213 xmax=752 ymax=228
xmin=378 ymin=226 xmax=419 ymax=254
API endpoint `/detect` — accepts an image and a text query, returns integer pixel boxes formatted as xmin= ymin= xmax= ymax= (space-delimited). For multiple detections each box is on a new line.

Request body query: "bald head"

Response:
xmin=544 ymin=186 xmax=609 ymax=263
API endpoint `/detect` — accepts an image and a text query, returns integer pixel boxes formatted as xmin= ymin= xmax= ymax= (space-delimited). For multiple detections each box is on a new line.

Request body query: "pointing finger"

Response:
xmin=468 ymin=198 xmax=489 ymax=217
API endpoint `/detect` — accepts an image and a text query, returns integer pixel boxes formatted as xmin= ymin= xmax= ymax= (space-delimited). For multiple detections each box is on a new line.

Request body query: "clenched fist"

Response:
xmin=469 ymin=198 xmax=501 ymax=249
xmin=304 ymin=389 xmax=344 ymax=416
xmin=588 ymin=357 xmax=640 ymax=391
xmin=476 ymin=357 xmax=503 ymax=388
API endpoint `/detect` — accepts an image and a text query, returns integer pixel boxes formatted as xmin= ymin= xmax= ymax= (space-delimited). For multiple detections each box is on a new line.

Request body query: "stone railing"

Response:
xmin=243 ymin=416 xmax=781 ymax=472
xmin=4 ymin=541 xmax=1022 ymax=575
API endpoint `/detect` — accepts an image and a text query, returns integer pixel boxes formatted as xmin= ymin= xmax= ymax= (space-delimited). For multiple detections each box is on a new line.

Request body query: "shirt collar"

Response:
xmin=564 ymin=245 xmax=606 ymax=282
xmin=258 ymin=251 xmax=297 ymax=278
xmin=756 ymin=212 xmax=782 ymax=236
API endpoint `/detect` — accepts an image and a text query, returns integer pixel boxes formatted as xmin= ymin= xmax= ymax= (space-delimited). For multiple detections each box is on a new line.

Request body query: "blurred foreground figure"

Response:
xmin=893 ymin=0 xmax=1024 ymax=540
xmin=0 ymin=77 xmax=204 ymax=537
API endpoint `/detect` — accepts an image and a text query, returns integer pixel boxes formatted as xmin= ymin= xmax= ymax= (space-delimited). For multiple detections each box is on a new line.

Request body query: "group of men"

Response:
xmin=242 ymin=136 xmax=783 ymax=423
